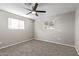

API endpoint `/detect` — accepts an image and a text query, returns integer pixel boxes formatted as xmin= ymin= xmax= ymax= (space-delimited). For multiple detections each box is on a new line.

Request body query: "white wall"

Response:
xmin=35 ymin=11 xmax=75 ymax=46
xmin=75 ymin=6 xmax=79 ymax=55
xmin=0 ymin=10 xmax=34 ymax=48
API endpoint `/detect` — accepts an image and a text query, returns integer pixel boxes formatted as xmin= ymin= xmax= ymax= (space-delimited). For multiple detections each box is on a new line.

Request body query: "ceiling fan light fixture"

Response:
xmin=25 ymin=3 xmax=46 ymax=16
xmin=32 ymin=11 xmax=36 ymax=14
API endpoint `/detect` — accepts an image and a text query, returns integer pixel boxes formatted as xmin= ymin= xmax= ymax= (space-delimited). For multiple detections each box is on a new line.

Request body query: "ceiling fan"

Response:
xmin=24 ymin=3 xmax=46 ymax=16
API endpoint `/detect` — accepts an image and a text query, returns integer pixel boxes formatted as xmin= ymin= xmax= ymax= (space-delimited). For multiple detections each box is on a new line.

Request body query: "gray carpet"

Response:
xmin=0 ymin=39 xmax=78 ymax=56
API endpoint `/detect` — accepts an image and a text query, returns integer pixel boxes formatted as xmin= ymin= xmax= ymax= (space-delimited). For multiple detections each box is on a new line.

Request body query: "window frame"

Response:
xmin=8 ymin=18 xmax=24 ymax=30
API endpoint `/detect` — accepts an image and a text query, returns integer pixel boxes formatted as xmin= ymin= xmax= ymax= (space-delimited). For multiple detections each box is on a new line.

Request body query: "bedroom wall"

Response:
xmin=0 ymin=10 xmax=34 ymax=48
xmin=35 ymin=11 xmax=75 ymax=47
xmin=75 ymin=6 xmax=79 ymax=55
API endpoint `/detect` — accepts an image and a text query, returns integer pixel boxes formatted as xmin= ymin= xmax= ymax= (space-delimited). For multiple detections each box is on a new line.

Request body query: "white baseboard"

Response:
xmin=35 ymin=38 xmax=74 ymax=48
xmin=0 ymin=38 xmax=34 ymax=50
xmin=0 ymin=38 xmax=75 ymax=52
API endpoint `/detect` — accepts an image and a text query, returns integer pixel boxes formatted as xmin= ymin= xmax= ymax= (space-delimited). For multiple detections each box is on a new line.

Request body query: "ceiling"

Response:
xmin=0 ymin=3 xmax=79 ymax=20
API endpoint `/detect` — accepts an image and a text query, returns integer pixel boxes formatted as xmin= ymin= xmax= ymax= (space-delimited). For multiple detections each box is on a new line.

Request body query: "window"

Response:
xmin=8 ymin=18 xmax=24 ymax=29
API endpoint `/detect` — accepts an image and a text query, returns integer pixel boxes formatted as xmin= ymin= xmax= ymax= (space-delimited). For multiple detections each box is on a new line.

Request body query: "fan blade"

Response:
xmin=23 ymin=7 xmax=32 ymax=11
xmin=36 ymin=13 xmax=38 ymax=16
xmin=26 ymin=12 xmax=32 ymax=15
xmin=36 ymin=11 xmax=46 ymax=13
xmin=24 ymin=3 xmax=32 ymax=5
xmin=33 ymin=3 xmax=38 ymax=11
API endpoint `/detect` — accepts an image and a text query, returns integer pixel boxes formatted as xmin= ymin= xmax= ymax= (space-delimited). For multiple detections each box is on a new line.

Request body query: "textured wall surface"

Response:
xmin=35 ymin=12 xmax=75 ymax=46
xmin=75 ymin=6 xmax=79 ymax=55
xmin=0 ymin=10 xmax=34 ymax=48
